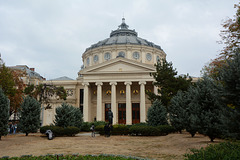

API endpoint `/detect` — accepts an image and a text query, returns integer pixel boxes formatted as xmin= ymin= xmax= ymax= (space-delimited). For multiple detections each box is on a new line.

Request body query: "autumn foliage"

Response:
xmin=203 ymin=3 xmax=240 ymax=78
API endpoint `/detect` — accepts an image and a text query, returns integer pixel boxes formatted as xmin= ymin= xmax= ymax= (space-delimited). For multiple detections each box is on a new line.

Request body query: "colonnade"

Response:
xmin=82 ymin=81 xmax=158 ymax=125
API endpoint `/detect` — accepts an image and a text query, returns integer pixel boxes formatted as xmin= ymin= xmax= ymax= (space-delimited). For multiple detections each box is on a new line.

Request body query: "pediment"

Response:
xmin=82 ymin=58 xmax=155 ymax=74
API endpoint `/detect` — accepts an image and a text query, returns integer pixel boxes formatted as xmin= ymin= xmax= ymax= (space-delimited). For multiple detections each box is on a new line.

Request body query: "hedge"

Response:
xmin=95 ymin=124 xmax=175 ymax=136
xmin=40 ymin=126 xmax=80 ymax=136
xmin=81 ymin=121 xmax=107 ymax=132
xmin=95 ymin=124 xmax=129 ymax=135
xmin=129 ymin=125 xmax=176 ymax=136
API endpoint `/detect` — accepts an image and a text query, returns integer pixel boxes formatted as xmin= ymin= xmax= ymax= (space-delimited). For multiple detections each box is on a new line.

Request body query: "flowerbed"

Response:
xmin=0 ymin=154 xmax=150 ymax=160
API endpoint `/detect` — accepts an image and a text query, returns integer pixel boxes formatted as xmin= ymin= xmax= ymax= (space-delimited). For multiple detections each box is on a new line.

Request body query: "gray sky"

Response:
xmin=0 ymin=0 xmax=237 ymax=80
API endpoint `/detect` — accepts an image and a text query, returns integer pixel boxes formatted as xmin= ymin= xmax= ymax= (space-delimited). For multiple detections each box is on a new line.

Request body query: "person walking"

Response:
xmin=90 ymin=123 xmax=95 ymax=137
xmin=13 ymin=123 xmax=17 ymax=134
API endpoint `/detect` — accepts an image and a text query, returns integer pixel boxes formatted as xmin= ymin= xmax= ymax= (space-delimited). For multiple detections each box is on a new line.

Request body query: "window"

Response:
xmin=118 ymin=51 xmax=125 ymax=58
xmin=93 ymin=55 xmax=99 ymax=63
xmin=104 ymin=52 xmax=111 ymax=60
xmin=132 ymin=52 xmax=140 ymax=59
xmin=86 ymin=57 xmax=90 ymax=66
xmin=146 ymin=53 xmax=152 ymax=61
xmin=156 ymin=55 xmax=160 ymax=62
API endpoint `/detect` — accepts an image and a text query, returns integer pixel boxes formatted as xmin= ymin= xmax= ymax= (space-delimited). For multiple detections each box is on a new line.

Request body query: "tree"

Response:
xmin=219 ymin=50 xmax=240 ymax=139
xmin=24 ymin=84 xmax=67 ymax=110
xmin=202 ymin=3 xmax=240 ymax=79
xmin=147 ymin=100 xmax=168 ymax=126
xmin=18 ymin=96 xmax=41 ymax=136
xmin=0 ymin=88 xmax=10 ymax=140
xmin=54 ymin=103 xmax=83 ymax=128
xmin=0 ymin=63 xmax=25 ymax=117
xmin=0 ymin=64 xmax=16 ymax=98
xmin=189 ymin=77 xmax=224 ymax=141
xmin=169 ymin=91 xmax=189 ymax=133
xmin=184 ymin=85 xmax=203 ymax=137
xmin=148 ymin=59 xmax=192 ymax=108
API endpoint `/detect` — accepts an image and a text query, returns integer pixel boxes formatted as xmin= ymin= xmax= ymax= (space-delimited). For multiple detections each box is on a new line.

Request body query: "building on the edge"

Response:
xmin=42 ymin=18 xmax=167 ymax=125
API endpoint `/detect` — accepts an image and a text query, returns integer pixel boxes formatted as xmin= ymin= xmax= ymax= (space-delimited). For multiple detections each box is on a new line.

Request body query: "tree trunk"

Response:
xmin=0 ymin=136 xmax=1 ymax=140
xmin=26 ymin=132 xmax=28 ymax=136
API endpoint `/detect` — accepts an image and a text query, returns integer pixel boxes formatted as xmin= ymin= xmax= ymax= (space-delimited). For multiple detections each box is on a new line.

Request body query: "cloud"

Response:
xmin=0 ymin=0 xmax=237 ymax=79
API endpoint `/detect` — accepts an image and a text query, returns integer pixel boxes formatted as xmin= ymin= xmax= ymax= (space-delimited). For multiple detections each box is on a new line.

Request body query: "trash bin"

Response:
xmin=45 ymin=130 xmax=54 ymax=140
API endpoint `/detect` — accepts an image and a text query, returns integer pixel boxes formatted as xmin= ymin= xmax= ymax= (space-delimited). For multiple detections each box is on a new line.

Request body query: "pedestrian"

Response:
xmin=90 ymin=123 xmax=95 ymax=137
xmin=9 ymin=122 xmax=12 ymax=134
xmin=13 ymin=123 xmax=17 ymax=134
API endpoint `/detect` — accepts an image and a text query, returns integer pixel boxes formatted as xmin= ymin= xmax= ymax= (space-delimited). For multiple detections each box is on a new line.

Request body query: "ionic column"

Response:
xmin=82 ymin=82 xmax=89 ymax=122
xmin=139 ymin=81 xmax=147 ymax=123
xmin=154 ymin=85 xmax=158 ymax=95
xmin=95 ymin=82 xmax=103 ymax=121
xmin=124 ymin=81 xmax=132 ymax=125
xmin=110 ymin=82 xmax=117 ymax=124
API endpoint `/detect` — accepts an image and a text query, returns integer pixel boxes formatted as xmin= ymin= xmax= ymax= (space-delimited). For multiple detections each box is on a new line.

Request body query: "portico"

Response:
xmin=82 ymin=79 xmax=151 ymax=125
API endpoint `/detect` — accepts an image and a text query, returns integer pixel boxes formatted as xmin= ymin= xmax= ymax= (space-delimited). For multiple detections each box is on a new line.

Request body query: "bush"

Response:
xmin=54 ymin=103 xmax=83 ymax=129
xmin=157 ymin=125 xmax=176 ymax=134
xmin=129 ymin=125 xmax=175 ymax=136
xmin=40 ymin=126 xmax=80 ymax=137
xmin=95 ymin=124 xmax=129 ymax=135
xmin=147 ymin=100 xmax=168 ymax=126
xmin=95 ymin=125 xmax=105 ymax=135
xmin=129 ymin=125 xmax=160 ymax=136
xmin=81 ymin=121 xmax=107 ymax=132
xmin=185 ymin=142 xmax=240 ymax=160
xmin=18 ymin=96 xmax=41 ymax=136
xmin=111 ymin=125 xmax=129 ymax=135
xmin=81 ymin=122 xmax=92 ymax=132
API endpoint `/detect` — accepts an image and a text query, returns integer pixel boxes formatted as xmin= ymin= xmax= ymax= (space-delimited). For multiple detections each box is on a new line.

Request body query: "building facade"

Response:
xmin=42 ymin=18 xmax=166 ymax=125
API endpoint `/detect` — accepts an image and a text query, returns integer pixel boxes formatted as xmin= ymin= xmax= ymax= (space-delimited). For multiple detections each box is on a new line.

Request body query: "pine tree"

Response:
xmin=169 ymin=91 xmax=189 ymax=133
xmin=54 ymin=103 xmax=83 ymax=128
xmin=148 ymin=59 xmax=192 ymax=108
xmin=147 ymin=100 xmax=168 ymax=126
xmin=219 ymin=50 xmax=240 ymax=139
xmin=18 ymin=96 xmax=41 ymax=136
xmin=189 ymin=77 xmax=224 ymax=141
xmin=184 ymin=85 xmax=202 ymax=137
xmin=0 ymin=88 xmax=9 ymax=140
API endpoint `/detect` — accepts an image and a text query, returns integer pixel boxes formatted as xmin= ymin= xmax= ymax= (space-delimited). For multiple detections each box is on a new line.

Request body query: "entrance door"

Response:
xmin=118 ymin=103 xmax=126 ymax=124
xmin=105 ymin=103 xmax=111 ymax=122
xmin=132 ymin=103 xmax=140 ymax=124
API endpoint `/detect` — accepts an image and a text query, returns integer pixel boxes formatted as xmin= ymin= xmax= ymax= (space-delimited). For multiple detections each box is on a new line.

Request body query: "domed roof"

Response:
xmin=85 ymin=18 xmax=162 ymax=52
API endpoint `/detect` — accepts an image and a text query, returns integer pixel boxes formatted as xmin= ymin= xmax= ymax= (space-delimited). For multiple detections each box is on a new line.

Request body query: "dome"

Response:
xmin=85 ymin=18 xmax=162 ymax=52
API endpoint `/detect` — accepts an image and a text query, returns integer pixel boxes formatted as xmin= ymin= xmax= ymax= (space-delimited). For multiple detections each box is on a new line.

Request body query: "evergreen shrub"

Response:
xmin=81 ymin=122 xmax=91 ymax=132
xmin=185 ymin=142 xmax=240 ymax=160
xmin=95 ymin=125 xmax=105 ymax=135
xmin=0 ymin=88 xmax=9 ymax=140
xmin=157 ymin=125 xmax=176 ymax=134
xmin=111 ymin=125 xmax=129 ymax=135
xmin=81 ymin=121 xmax=107 ymax=132
xmin=147 ymin=100 xmax=168 ymax=126
xmin=18 ymin=96 xmax=41 ymax=136
xmin=129 ymin=125 xmax=175 ymax=136
xmin=95 ymin=124 xmax=128 ymax=135
xmin=40 ymin=126 xmax=80 ymax=136
xmin=54 ymin=103 xmax=83 ymax=129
